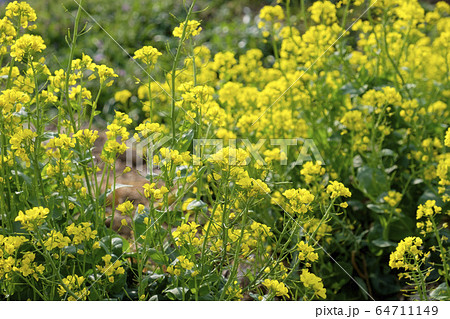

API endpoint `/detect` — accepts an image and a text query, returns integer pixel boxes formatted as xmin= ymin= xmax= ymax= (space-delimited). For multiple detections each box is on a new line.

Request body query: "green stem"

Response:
xmin=170 ymin=0 xmax=197 ymax=147
xmin=431 ymin=216 xmax=450 ymax=295
xmin=219 ymin=203 xmax=250 ymax=300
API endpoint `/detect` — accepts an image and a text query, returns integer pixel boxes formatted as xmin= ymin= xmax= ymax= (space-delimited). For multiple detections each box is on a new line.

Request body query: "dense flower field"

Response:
xmin=0 ymin=0 xmax=449 ymax=301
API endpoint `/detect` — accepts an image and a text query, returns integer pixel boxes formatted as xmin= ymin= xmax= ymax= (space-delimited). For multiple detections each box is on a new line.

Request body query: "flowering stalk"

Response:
xmin=430 ymin=216 xmax=450 ymax=295
xmin=170 ymin=0 xmax=197 ymax=147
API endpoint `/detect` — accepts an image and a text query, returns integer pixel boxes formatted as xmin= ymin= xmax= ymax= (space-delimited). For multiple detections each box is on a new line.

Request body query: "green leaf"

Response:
xmin=186 ymin=199 xmax=207 ymax=211
xmin=165 ymin=287 xmax=190 ymax=300
xmin=147 ymin=248 xmax=167 ymax=265
xmin=133 ymin=207 xmax=152 ymax=239
xmin=369 ymin=270 xmax=400 ymax=295
xmin=367 ymin=203 xmax=384 ymax=214
xmin=356 ymin=166 xmax=388 ymax=197
xmin=371 ymin=239 xmax=396 ymax=248
xmin=381 ymin=149 xmax=395 ymax=157
xmin=100 ymin=236 xmax=124 ymax=256
xmin=178 ymin=129 xmax=194 ymax=152
xmin=430 ymin=283 xmax=450 ymax=300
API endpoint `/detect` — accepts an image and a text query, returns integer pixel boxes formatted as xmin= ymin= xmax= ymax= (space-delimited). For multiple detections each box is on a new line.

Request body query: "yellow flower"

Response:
xmin=178 ymin=255 xmax=194 ymax=270
xmin=173 ymin=20 xmax=202 ymax=39
xmin=0 ymin=88 xmax=30 ymax=114
xmin=58 ymin=275 xmax=90 ymax=301
xmin=297 ymin=241 xmax=319 ymax=263
xmin=300 ymin=161 xmax=325 ymax=184
xmin=66 ymin=222 xmax=97 ymax=245
xmin=259 ymin=5 xmax=285 ymax=23
xmin=117 ymin=201 xmax=135 ymax=215
xmin=172 ymin=222 xmax=203 ymax=247
xmin=96 ymin=254 xmax=125 ymax=282
xmin=283 ymin=188 xmax=315 ymax=214
xmin=10 ymin=34 xmax=46 ymax=62
xmin=15 ymin=206 xmax=49 ymax=231
xmin=95 ymin=64 xmax=118 ymax=87
xmin=0 ymin=17 xmax=16 ymax=46
xmin=73 ymin=129 xmax=99 ymax=148
xmin=0 ymin=235 xmax=28 ymax=256
xmin=114 ymin=89 xmax=132 ymax=104
xmin=445 ymin=128 xmax=450 ymax=147
xmin=6 ymin=1 xmax=37 ymax=29
xmin=43 ymin=230 xmax=71 ymax=250
xmin=389 ymin=236 xmax=424 ymax=271
xmin=13 ymin=252 xmax=44 ymax=280
xmin=326 ymin=181 xmax=352 ymax=199
xmin=46 ymin=134 xmax=76 ymax=149
xmin=300 ymin=269 xmax=326 ymax=299
xmin=134 ymin=121 xmax=163 ymax=141
xmin=416 ymin=200 xmax=443 ymax=234
xmin=134 ymin=46 xmax=162 ymax=67
xmin=384 ymin=191 xmax=402 ymax=208
xmin=262 ymin=279 xmax=289 ymax=297
xmin=308 ymin=1 xmax=337 ymax=25
xmin=143 ymin=183 xmax=169 ymax=200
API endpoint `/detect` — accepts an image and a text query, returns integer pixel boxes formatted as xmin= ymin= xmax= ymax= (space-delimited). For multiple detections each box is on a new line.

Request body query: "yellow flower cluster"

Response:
xmin=116 ymin=201 xmax=135 ymax=215
xmin=9 ymin=127 xmax=37 ymax=167
xmin=0 ymin=235 xmax=29 ymax=279
xmin=134 ymin=121 xmax=163 ymax=141
xmin=167 ymin=255 xmax=196 ymax=276
xmin=226 ymin=281 xmax=244 ymax=300
xmin=173 ymin=20 xmax=202 ymax=39
xmin=57 ymin=275 xmax=89 ymax=301
xmin=297 ymin=241 xmax=319 ymax=266
xmin=10 ymin=34 xmax=46 ymax=62
xmin=47 ymin=134 xmax=76 ymax=150
xmin=283 ymin=188 xmax=315 ymax=214
xmin=416 ymin=200 xmax=443 ymax=234
xmin=303 ymin=218 xmax=332 ymax=243
xmin=114 ymin=89 xmax=132 ymax=104
xmin=262 ymin=278 xmax=289 ymax=297
xmin=445 ymin=128 xmax=450 ymax=147
xmin=0 ymin=89 xmax=30 ymax=114
xmin=300 ymin=161 xmax=325 ymax=184
xmin=43 ymin=230 xmax=71 ymax=250
xmin=5 ymin=1 xmax=37 ymax=29
xmin=389 ymin=236 xmax=424 ymax=271
xmin=66 ymin=222 xmax=98 ymax=245
xmin=142 ymin=182 xmax=169 ymax=200
xmin=13 ymin=251 xmax=45 ymax=280
xmin=383 ymin=191 xmax=402 ymax=212
xmin=95 ymin=64 xmax=118 ymax=87
xmin=300 ymin=269 xmax=326 ymax=299
xmin=172 ymin=222 xmax=203 ymax=247
xmin=208 ymin=147 xmax=250 ymax=167
xmin=326 ymin=181 xmax=352 ymax=199
xmin=158 ymin=147 xmax=192 ymax=166
xmin=96 ymin=254 xmax=125 ymax=283
xmin=73 ymin=129 xmax=99 ymax=148
xmin=259 ymin=5 xmax=285 ymax=22
xmin=15 ymin=206 xmax=49 ymax=231
xmin=236 ymin=176 xmax=271 ymax=197
xmin=134 ymin=46 xmax=162 ymax=67
xmin=308 ymin=1 xmax=337 ymax=25
xmin=101 ymin=111 xmax=131 ymax=163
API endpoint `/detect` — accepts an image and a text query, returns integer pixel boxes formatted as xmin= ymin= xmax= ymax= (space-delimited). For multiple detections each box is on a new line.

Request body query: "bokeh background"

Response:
xmin=0 ymin=0 xmax=445 ymax=122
